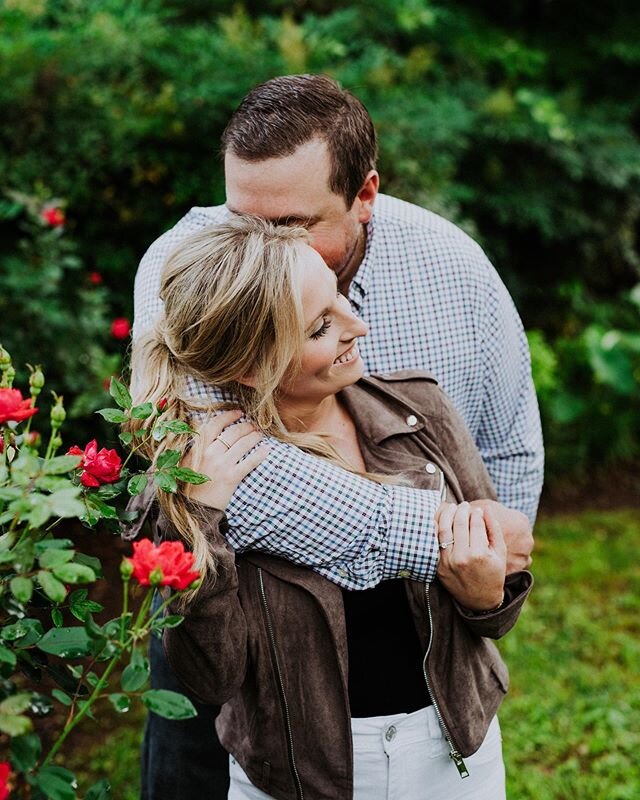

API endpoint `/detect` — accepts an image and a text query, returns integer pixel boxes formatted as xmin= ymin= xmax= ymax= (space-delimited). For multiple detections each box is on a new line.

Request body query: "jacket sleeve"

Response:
xmin=451 ymin=571 xmax=534 ymax=639
xmin=160 ymin=509 xmax=248 ymax=706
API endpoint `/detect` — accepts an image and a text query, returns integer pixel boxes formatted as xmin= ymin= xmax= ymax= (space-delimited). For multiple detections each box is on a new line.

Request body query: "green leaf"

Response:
xmin=28 ymin=499 xmax=54 ymax=529
xmin=11 ymin=576 xmax=34 ymax=604
xmin=37 ymin=627 xmax=91 ymax=658
xmin=0 ymin=643 xmax=17 ymax=667
xmin=157 ymin=450 xmax=181 ymax=469
xmin=96 ymin=407 xmax=129 ymax=423
xmin=131 ymin=402 xmax=154 ymax=419
xmin=163 ymin=420 xmax=194 ymax=434
xmin=74 ymin=552 xmax=103 ymax=578
xmin=52 ymin=562 xmax=96 ymax=584
xmin=52 ymin=689 xmax=73 ymax=706
xmin=121 ymin=648 xmax=150 ymax=692
xmin=151 ymin=422 xmax=167 ymax=442
xmin=154 ymin=471 xmax=177 ymax=494
xmin=150 ymin=615 xmax=184 ymax=633
xmin=44 ymin=455 xmax=83 ymax=475
xmin=108 ymin=693 xmax=131 ymax=713
xmin=110 ymin=377 xmax=132 ymax=410
xmin=0 ymin=692 xmax=32 ymax=714
xmin=127 ymin=473 xmax=148 ymax=496
xmin=141 ymin=689 xmax=198 ymax=720
xmin=1 ymin=619 xmax=44 ymax=647
xmin=39 ymin=548 xmax=75 ymax=568
xmin=85 ymin=495 xmax=119 ymax=520
xmin=0 ymin=712 xmax=32 ymax=736
xmin=51 ymin=608 xmax=64 ymax=627
xmin=10 ymin=732 xmax=41 ymax=771
xmin=172 ymin=467 xmax=210 ymax=485
xmin=0 ymin=530 xmax=17 ymax=551
xmin=38 ymin=571 xmax=68 ymax=603
xmin=69 ymin=589 xmax=103 ymax=622
xmin=86 ymin=779 xmax=111 ymax=799
xmin=119 ymin=431 xmax=133 ymax=446
xmin=35 ymin=475 xmax=74 ymax=492
xmin=33 ymin=765 xmax=77 ymax=800
xmin=35 ymin=539 xmax=74 ymax=553
xmin=50 ymin=487 xmax=85 ymax=518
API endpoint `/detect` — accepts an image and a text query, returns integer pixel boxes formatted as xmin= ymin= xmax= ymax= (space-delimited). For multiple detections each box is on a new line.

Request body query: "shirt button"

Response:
xmin=385 ymin=725 xmax=397 ymax=741
xmin=398 ymin=569 xmax=411 ymax=578
xmin=425 ymin=463 xmax=437 ymax=474
xmin=406 ymin=414 xmax=418 ymax=427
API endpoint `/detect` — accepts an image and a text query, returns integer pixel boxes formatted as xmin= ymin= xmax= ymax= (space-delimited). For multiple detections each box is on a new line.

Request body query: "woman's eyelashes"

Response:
xmin=310 ymin=317 xmax=332 ymax=340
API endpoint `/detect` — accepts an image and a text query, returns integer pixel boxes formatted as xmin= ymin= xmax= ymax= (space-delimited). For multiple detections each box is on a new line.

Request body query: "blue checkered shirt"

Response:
xmin=133 ymin=193 xmax=543 ymax=589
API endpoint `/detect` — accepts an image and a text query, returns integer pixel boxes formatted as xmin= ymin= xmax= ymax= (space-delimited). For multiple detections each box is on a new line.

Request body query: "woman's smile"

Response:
xmin=333 ymin=341 xmax=360 ymax=366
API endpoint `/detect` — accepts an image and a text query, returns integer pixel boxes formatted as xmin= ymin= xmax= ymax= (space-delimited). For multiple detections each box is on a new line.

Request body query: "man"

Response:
xmin=133 ymin=74 xmax=543 ymax=799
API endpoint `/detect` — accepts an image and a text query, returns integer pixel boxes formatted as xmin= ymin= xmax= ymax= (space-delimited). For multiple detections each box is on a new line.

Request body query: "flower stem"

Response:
xmin=41 ymin=652 xmax=120 ymax=768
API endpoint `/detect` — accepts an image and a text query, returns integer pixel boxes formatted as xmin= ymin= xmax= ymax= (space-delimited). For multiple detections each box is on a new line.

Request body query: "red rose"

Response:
xmin=126 ymin=539 xmax=200 ymax=591
xmin=0 ymin=761 xmax=10 ymax=800
xmin=0 ymin=388 xmax=38 ymax=423
xmin=157 ymin=398 xmax=168 ymax=411
xmin=88 ymin=271 xmax=103 ymax=285
xmin=111 ymin=318 xmax=131 ymax=340
xmin=41 ymin=207 xmax=65 ymax=227
xmin=66 ymin=439 xmax=122 ymax=487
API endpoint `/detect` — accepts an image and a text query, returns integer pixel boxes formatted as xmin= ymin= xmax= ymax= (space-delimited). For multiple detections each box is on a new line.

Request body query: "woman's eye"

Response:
xmin=310 ymin=318 xmax=332 ymax=340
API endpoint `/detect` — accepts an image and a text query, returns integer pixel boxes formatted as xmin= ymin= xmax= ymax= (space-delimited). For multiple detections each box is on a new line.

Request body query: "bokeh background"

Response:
xmin=1 ymin=1 xmax=638 ymax=797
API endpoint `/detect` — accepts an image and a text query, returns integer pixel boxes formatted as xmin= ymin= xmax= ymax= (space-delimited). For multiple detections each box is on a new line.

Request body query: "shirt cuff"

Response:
xmin=382 ymin=485 xmax=440 ymax=582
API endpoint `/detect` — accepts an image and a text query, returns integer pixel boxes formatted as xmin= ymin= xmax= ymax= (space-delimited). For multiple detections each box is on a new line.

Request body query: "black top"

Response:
xmin=342 ymin=579 xmax=431 ymax=717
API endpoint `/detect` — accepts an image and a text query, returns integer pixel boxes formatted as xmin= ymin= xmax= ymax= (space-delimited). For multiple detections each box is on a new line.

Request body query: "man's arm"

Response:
xmin=476 ymin=268 xmax=544 ymax=524
xmin=133 ymin=217 xmax=441 ymax=590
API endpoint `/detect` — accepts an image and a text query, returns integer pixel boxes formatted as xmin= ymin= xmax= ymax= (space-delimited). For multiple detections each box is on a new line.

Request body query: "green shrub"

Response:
xmin=1 ymin=0 xmax=638 ymax=475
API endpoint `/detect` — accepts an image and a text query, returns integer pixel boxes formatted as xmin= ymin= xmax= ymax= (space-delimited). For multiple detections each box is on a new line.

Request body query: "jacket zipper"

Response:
xmin=258 ymin=568 xmax=305 ymax=800
xmin=423 ymin=582 xmax=470 ymax=779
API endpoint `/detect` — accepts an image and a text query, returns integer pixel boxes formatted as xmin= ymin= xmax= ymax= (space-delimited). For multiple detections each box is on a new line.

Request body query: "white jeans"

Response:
xmin=228 ymin=706 xmax=506 ymax=799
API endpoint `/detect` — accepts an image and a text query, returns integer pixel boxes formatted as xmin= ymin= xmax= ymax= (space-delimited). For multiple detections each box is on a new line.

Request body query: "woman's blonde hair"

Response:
xmin=128 ymin=214 xmax=381 ymax=588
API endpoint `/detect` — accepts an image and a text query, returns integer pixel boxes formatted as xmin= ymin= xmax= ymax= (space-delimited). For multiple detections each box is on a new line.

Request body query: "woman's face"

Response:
xmin=279 ymin=243 xmax=368 ymax=406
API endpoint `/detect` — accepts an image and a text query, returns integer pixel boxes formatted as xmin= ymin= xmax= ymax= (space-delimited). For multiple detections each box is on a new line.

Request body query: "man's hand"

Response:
xmin=469 ymin=499 xmax=533 ymax=573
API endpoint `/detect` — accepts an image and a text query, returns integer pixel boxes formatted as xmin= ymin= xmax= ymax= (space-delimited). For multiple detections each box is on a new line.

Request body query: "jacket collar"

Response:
xmin=340 ymin=372 xmax=437 ymax=444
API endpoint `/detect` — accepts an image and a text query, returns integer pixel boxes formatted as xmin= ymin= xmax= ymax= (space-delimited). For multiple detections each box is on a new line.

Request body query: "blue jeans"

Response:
xmin=141 ymin=593 xmax=230 ymax=799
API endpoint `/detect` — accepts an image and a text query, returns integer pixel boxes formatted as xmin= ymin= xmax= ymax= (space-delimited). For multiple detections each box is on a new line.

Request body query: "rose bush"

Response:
xmin=0 ymin=345 xmax=209 ymax=799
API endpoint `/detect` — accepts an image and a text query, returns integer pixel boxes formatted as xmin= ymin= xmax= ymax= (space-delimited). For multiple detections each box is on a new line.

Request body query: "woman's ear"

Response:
xmin=236 ymin=373 xmax=257 ymax=388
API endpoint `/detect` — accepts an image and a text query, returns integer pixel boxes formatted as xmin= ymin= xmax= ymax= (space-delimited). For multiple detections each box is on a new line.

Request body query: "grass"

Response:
xmin=500 ymin=509 xmax=640 ymax=799
xmin=64 ymin=508 xmax=640 ymax=799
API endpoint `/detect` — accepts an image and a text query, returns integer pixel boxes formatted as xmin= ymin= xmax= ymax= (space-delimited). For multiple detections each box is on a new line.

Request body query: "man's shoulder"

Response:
xmin=139 ymin=204 xmax=228 ymax=268
xmin=373 ymin=193 xmax=488 ymax=270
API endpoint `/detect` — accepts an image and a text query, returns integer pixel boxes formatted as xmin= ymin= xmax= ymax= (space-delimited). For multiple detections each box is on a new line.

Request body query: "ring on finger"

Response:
xmin=217 ymin=434 xmax=232 ymax=451
xmin=439 ymin=539 xmax=455 ymax=550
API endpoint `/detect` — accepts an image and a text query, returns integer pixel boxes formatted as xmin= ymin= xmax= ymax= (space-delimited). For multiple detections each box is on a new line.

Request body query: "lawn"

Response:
xmin=64 ymin=508 xmax=640 ymax=799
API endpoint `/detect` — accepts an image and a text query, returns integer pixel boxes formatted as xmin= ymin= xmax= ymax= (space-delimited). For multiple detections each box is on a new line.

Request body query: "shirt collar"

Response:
xmin=348 ymin=208 xmax=378 ymax=310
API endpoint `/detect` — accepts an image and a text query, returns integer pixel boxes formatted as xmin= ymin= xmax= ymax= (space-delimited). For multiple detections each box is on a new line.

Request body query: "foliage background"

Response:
xmin=0 ymin=1 xmax=638 ymax=797
xmin=1 ymin=0 xmax=639 ymax=478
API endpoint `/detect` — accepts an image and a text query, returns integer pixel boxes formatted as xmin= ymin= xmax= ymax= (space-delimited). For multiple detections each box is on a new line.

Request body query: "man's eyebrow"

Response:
xmin=225 ymin=206 xmax=319 ymax=227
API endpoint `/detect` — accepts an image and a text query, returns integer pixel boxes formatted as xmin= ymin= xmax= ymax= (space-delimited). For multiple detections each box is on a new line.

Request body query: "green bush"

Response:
xmin=1 ymin=0 xmax=638 ymax=475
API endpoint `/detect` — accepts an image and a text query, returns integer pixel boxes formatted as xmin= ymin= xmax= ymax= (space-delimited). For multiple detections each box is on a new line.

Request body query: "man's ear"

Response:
xmin=355 ymin=170 xmax=379 ymax=224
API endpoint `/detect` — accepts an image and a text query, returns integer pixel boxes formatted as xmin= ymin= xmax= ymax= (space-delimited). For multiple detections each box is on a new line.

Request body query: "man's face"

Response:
xmin=224 ymin=138 xmax=376 ymax=283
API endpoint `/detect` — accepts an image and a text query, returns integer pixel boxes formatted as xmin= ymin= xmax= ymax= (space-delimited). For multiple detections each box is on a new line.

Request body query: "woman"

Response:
xmin=128 ymin=215 xmax=533 ymax=800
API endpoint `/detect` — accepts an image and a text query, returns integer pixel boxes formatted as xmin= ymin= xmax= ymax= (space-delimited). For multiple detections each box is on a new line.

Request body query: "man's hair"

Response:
xmin=221 ymin=74 xmax=378 ymax=208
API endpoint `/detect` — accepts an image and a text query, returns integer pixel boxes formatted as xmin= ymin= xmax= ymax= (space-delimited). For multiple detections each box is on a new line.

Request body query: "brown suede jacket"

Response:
xmin=135 ymin=371 xmax=534 ymax=800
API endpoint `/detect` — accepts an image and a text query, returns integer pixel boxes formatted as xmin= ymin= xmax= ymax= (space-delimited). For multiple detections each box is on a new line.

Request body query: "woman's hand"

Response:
xmin=435 ymin=502 xmax=507 ymax=612
xmin=182 ymin=410 xmax=269 ymax=510
xmin=469 ymin=499 xmax=533 ymax=574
